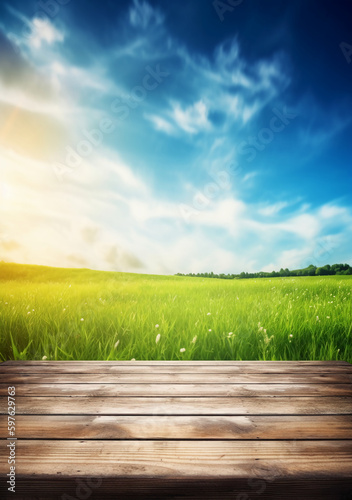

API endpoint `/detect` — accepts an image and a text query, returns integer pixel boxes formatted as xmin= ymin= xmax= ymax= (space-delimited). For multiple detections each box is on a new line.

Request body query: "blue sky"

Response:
xmin=0 ymin=0 xmax=351 ymax=274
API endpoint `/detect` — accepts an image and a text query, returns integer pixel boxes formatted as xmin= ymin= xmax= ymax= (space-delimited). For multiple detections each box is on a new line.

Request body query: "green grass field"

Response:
xmin=0 ymin=262 xmax=351 ymax=362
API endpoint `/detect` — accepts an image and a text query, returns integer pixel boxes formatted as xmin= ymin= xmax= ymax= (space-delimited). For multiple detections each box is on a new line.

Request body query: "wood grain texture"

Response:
xmin=2 ymin=396 xmax=351 ymax=414
xmin=1 ymin=439 xmax=352 ymax=477
xmin=2 ymin=372 xmax=351 ymax=383
xmin=0 ymin=360 xmax=351 ymax=499
xmin=1 ymin=414 xmax=351 ymax=439
xmin=2 ymin=382 xmax=352 ymax=396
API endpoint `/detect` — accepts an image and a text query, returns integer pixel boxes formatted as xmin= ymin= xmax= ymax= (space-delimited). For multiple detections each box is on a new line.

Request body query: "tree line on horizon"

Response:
xmin=175 ymin=263 xmax=352 ymax=280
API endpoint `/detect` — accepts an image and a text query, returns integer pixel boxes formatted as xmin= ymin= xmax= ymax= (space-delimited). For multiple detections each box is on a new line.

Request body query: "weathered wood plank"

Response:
xmin=2 ymin=372 xmax=351 ymax=384
xmin=1 ymin=414 xmax=351 ymax=439
xmin=0 ymin=361 xmax=351 ymax=499
xmin=1 ymin=440 xmax=351 ymax=477
xmin=1 ymin=363 xmax=351 ymax=374
xmin=2 ymin=396 xmax=351 ymax=415
xmin=2 ymin=383 xmax=351 ymax=397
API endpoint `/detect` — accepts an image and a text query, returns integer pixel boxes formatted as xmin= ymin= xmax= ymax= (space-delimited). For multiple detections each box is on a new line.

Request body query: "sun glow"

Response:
xmin=1 ymin=182 xmax=13 ymax=201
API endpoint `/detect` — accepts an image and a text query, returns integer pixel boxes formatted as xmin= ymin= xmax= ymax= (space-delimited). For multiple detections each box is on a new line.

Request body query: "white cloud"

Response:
xmin=0 ymin=81 xmax=66 ymax=117
xmin=247 ymin=213 xmax=321 ymax=241
xmin=29 ymin=18 xmax=64 ymax=48
xmin=51 ymin=61 xmax=66 ymax=75
xmin=242 ymin=172 xmax=257 ymax=183
xmin=129 ymin=0 xmax=164 ymax=29
xmin=1 ymin=142 xmax=352 ymax=274
xmin=209 ymin=137 xmax=226 ymax=153
xmin=0 ymin=4 xmax=350 ymax=276
xmin=279 ymin=214 xmax=321 ymax=239
xmin=148 ymin=38 xmax=290 ymax=137
xmin=98 ymin=157 xmax=148 ymax=194
xmin=319 ymin=204 xmax=348 ymax=219
xmin=171 ymin=100 xmax=211 ymax=134
xmin=145 ymin=114 xmax=175 ymax=134
xmin=5 ymin=6 xmax=65 ymax=49
xmin=259 ymin=201 xmax=288 ymax=216
xmin=191 ymin=198 xmax=246 ymax=234
xmin=261 ymin=246 xmax=313 ymax=272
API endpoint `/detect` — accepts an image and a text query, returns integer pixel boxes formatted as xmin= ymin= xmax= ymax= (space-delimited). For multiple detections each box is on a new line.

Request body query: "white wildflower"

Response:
xmin=207 ymin=312 xmax=211 ymax=316
xmin=81 ymin=318 xmax=84 ymax=321
xmin=191 ymin=336 xmax=197 ymax=344
xmin=155 ymin=334 xmax=161 ymax=344
xmin=264 ymin=335 xmax=274 ymax=345
xmin=114 ymin=340 xmax=120 ymax=348
xmin=155 ymin=324 xmax=159 ymax=328
xmin=42 ymin=356 xmax=47 ymax=360
xmin=180 ymin=348 xmax=186 ymax=353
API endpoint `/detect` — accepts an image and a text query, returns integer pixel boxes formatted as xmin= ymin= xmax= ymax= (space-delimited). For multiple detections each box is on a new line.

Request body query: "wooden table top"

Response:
xmin=1 ymin=360 xmax=352 ymax=499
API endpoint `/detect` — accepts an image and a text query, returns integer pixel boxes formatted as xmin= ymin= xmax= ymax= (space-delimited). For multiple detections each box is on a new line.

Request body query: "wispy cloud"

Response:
xmin=259 ymin=201 xmax=288 ymax=216
xmin=144 ymin=113 xmax=175 ymax=134
xmin=28 ymin=18 xmax=64 ymax=48
xmin=129 ymin=0 xmax=164 ymax=29
xmin=0 ymin=0 xmax=351 ymax=274
xmin=171 ymin=100 xmax=211 ymax=135
xmin=2 ymin=137 xmax=351 ymax=273
xmin=5 ymin=4 xmax=65 ymax=49
xmin=146 ymin=37 xmax=290 ymax=137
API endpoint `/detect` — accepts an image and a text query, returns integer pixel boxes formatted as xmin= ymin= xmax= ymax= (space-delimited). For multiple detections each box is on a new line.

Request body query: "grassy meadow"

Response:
xmin=0 ymin=262 xmax=351 ymax=362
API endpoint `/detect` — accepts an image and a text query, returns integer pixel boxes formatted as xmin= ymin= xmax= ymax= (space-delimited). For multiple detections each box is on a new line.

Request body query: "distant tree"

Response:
xmin=175 ymin=262 xmax=352 ymax=280
xmin=307 ymin=265 xmax=317 ymax=276
xmin=323 ymin=264 xmax=332 ymax=275
xmin=316 ymin=267 xmax=328 ymax=276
